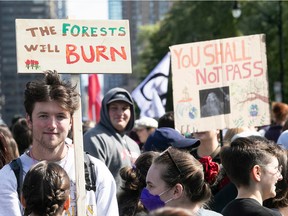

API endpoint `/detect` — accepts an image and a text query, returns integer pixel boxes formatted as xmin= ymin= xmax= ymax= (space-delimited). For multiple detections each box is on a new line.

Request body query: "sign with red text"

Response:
xmin=170 ymin=34 xmax=270 ymax=132
xmin=16 ymin=19 xmax=131 ymax=73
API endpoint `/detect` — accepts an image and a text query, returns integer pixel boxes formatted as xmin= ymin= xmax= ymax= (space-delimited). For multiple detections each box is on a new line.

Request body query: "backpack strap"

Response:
xmin=9 ymin=158 xmax=23 ymax=199
xmin=9 ymin=153 xmax=96 ymax=199
xmin=84 ymin=152 xmax=96 ymax=192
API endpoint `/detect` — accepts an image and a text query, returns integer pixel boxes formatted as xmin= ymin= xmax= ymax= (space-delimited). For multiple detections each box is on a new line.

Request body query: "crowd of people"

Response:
xmin=0 ymin=70 xmax=288 ymax=216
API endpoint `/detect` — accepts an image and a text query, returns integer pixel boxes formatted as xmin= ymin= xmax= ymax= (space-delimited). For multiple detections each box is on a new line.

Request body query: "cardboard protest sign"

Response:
xmin=170 ymin=34 xmax=270 ymax=132
xmin=15 ymin=19 xmax=131 ymax=74
xmin=14 ymin=19 xmax=133 ymax=215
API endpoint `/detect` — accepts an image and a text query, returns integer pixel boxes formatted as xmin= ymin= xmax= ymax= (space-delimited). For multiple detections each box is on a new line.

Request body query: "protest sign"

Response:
xmin=15 ymin=19 xmax=132 ymax=215
xmin=170 ymin=34 xmax=270 ymax=132
xmin=15 ymin=19 xmax=131 ymax=73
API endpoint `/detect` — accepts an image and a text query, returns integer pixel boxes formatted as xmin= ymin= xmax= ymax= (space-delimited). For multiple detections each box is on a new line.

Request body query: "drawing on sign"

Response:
xmin=175 ymin=86 xmax=198 ymax=121
xmin=25 ymin=59 xmax=41 ymax=70
xmin=199 ymin=87 xmax=230 ymax=118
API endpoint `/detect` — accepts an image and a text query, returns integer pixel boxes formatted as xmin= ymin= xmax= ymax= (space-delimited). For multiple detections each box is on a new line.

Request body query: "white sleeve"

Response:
xmin=0 ymin=164 xmax=23 ymax=216
xmin=92 ymin=157 xmax=119 ymax=216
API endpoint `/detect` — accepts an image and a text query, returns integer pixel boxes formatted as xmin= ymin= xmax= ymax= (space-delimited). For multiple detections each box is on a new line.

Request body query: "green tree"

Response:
xmin=135 ymin=1 xmax=288 ymax=112
xmin=238 ymin=1 xmax=288 ymax=102
xmin=136 ymin=1 xmax=238 ymax=111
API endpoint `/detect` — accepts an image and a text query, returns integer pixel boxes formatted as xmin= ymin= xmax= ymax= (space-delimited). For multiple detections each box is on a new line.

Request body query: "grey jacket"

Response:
xmin=83 ymin=87 xmax=140 ymax=190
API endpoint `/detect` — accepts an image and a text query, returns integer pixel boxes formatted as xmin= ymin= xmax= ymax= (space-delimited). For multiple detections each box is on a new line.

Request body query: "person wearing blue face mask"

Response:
xmin=140 ymin=147 xmax=222 ymax=215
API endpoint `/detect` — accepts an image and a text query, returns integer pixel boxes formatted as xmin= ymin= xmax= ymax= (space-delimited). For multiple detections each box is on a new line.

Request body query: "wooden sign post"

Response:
xmin=15 ymin=19 xmax=132 ymax=215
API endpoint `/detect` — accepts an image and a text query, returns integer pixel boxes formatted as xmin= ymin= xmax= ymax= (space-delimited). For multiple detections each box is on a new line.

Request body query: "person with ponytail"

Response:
xmin=117 ymin=151 xmax=159 ymax=216
xmin=21 ymin=161 xmax=70 ymax=216
xmin=140 ymin=147 xmax=222 ymax=215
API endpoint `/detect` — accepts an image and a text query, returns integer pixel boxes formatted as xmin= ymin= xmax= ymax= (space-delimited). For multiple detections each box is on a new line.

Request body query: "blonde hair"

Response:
xmin=223 ymin=127 xmax=248 ymax=146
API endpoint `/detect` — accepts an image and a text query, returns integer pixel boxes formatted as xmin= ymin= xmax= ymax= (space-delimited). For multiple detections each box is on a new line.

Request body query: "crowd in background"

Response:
xmin=1 ymin=73 xmax=288 ymax=216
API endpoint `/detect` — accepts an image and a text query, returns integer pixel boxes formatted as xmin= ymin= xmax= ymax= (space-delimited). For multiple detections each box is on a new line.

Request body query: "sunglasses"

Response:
xmin=161 ymin=147 xmax=182 ymax=176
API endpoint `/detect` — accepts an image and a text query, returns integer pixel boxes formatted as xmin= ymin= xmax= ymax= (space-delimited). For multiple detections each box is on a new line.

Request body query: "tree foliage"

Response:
xmin=135 ymin=1 xmax=288 ymax=112
xmin=239 ymin=1 xmax=288 ymax=102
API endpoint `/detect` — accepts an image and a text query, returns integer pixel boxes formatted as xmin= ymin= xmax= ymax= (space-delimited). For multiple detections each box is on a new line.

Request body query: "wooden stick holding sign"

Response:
xmin=15 ymin=18 xmax=132 ymax=216
xmin=71 ymin=74 xmax=86 ymax=215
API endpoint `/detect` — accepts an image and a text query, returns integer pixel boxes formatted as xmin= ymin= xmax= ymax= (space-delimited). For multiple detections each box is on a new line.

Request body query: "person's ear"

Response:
xmin=63 ymin=196 xmax=70 ymax=210
xmin=20 ymin=195 xmax=26 ymax=208
xmin=251 ymin=164 xmax=262 ymax=182
xmin=26 ymin=113 xmax=32 ymax=129
xmin=172 ymin=183 xmax=184 ymax=199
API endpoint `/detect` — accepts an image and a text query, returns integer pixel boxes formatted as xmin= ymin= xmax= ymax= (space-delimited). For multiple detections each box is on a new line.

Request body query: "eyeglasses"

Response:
xmin=273 ymin=165 xmax=283 ymax=176
xmin=161 ymin=147 xmax=182 ymax=176
xmin=277 ymin=165 xmax=283 ymax=174
xmin=260 ymin=164 xmax=283 ymax=177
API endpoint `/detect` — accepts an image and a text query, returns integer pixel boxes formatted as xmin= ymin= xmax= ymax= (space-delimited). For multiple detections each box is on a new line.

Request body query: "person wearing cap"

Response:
xmin=143 ymin=127 xmax=200 ymax=152
xmin=134 ymin=117 xmax=158 ymax=149
xmin=84 ymin=87 xmax=141 ymax=191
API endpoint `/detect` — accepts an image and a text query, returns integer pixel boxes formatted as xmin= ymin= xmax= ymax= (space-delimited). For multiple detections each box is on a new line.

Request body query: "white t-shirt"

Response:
xmin=0 ymin=145 xmax=119 ymax=216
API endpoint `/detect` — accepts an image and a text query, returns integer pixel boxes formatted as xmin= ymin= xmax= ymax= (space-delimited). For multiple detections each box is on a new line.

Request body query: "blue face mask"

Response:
xmin=140 ymin=187 xmax=172 ymax=211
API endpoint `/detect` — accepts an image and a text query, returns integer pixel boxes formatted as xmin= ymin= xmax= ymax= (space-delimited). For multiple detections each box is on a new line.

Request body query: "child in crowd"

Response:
xmin=21 ymin=161 xmax=70 ymax=216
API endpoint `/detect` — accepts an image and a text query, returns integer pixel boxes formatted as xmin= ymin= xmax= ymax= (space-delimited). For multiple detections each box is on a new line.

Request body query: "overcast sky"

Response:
xmin=67 ymin=0 xmax=108 ymax=86
xmin=67 ymin=0 xmax=108 ymax=20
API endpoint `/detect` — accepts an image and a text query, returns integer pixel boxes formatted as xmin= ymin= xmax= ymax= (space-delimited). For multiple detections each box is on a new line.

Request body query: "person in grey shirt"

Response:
xmin=84 ymin=87 xmax=141 ymax=191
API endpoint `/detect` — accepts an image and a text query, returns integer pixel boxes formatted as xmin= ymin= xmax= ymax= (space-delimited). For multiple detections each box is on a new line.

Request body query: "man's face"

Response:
xmin=108 ymin=101 xmax=131 ymax=132
xmin=27 ymin=101 xmax=72 ymax=150
xmin=206 ymin=92 xmax=218 ymax=104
